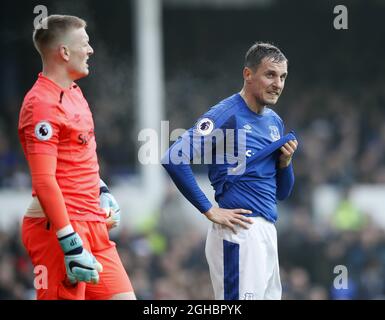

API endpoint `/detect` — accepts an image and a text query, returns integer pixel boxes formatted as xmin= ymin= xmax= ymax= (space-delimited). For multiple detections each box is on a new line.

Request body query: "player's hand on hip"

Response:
xmin=279 ymin=139 xmax=298 ymax=168
xmin=58 ymin=232 xmax=103 ymax=284
xmin=204 ymin=207 xmax=253 ymax=234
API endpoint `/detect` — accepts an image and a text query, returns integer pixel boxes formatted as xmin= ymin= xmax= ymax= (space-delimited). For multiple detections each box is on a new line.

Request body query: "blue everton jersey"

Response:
xmin=162 ymin=93 xmax=295 ymax=223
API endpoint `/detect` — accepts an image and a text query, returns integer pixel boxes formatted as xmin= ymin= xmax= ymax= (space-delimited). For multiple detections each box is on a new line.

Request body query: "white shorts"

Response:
xmin=205 ymin=216 xmax=282 ymax=300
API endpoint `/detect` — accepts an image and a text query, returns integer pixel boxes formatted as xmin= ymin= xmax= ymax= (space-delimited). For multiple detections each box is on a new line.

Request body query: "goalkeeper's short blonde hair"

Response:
xmin=33 ymin=15 xmax=87 ymax=56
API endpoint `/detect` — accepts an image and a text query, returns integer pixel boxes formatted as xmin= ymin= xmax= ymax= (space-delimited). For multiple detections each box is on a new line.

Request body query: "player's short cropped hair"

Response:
xmin=244 ymin=42 xmax=288 ymax=71
xmin=33 ymin=15 xmax=87 ymax=55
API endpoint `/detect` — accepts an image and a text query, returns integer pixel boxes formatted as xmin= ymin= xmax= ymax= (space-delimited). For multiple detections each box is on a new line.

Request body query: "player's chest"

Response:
xmin=60 ymin=97 xmax=95 ymax=146
xmin=235 ymin=117 xmax=281 ymax=151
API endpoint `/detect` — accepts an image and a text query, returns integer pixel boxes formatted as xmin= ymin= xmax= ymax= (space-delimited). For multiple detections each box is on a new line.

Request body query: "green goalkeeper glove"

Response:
xmin=58 ymin=232 xmax=103 ymax=284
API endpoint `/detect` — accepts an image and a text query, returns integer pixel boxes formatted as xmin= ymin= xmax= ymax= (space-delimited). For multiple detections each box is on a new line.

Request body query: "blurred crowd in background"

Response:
xmin=2 ymin=205 xmax=385 ymax=300
xmin=1 ymin=0 xmax=385 ymax=299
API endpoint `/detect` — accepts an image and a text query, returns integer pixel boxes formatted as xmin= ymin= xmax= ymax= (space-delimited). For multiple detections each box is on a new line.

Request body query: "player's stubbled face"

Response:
xmin=66 ymin=28 xmax=94 ymax=80
xmin=250 ymin=58 xmax=288 ymax=106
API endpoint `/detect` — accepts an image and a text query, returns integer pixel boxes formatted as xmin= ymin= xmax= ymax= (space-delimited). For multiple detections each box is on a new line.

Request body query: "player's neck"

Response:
xmin=239 ymin=89 xmax=265 ymax=114
xmin=42 ymin=64 xmax=73 ymax=89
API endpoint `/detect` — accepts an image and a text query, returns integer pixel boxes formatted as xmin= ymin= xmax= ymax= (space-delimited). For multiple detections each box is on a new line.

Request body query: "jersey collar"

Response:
xmin=37 ymin=73 xmax=78 ymax=93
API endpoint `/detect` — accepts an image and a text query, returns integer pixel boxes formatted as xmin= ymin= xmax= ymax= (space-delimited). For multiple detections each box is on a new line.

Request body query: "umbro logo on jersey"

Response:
xmin=34 ymin=121 xmax=53 ymax=141
xmin=243 ymin=124 xmax=252 ymax=133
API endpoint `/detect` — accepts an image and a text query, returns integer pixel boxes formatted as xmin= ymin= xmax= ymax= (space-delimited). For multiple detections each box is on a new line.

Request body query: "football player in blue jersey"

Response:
xmin=162 ymin=42 xmax=298 ymax=300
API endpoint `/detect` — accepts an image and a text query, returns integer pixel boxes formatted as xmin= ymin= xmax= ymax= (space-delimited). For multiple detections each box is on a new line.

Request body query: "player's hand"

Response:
xmin=203 ymin=207 xmax=253 ymax=234
xmin=100 ymin=191 xmax=121 ymax=230
xmin=58 ymin=232 xmax=103 ymax=284
xmin=100 ymin=179 xmax=121 ymax=230
xmin=278 ymin=139 xmax=298 ymax=168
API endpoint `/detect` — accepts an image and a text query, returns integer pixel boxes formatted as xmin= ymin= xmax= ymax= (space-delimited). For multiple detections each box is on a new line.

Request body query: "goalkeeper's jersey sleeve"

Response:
xmin=18 ymin=73 xmax=106 ymax=222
